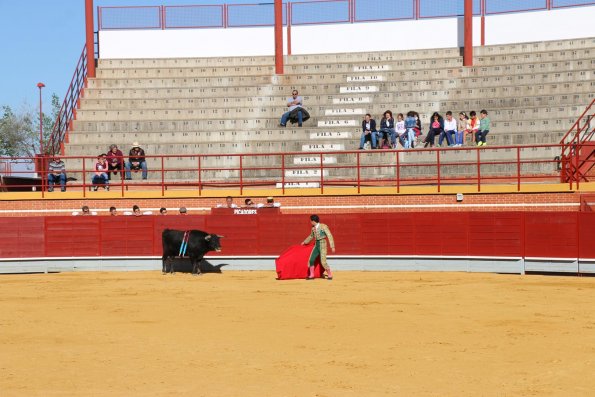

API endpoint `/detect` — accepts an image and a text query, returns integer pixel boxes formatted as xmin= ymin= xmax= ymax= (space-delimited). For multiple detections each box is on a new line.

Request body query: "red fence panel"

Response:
xmin=45 ymin=217 xmax=102 ymax=257
xmin=0 ymin=218 xmax=45 ymax=258
xmin=468 ymin=212 xmax=523 ymax=257
xmin=524 ymin=212 xmax=579 ymax=258
xmin=578 ymin=212 xmax=595 ymax=259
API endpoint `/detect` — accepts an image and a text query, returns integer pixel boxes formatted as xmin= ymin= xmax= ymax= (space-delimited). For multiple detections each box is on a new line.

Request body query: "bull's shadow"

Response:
xmin=163 ymin=258 xmax=228 ymax=274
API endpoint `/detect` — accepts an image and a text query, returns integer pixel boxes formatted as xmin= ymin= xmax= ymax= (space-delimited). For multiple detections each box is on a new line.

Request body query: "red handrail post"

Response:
xmin=281 ymin=154 xmax=286 ymax=195
xmin=85 ymin=0 xmax=96 ymax=78
xmin=320 ymin=154 xmax=324 ymax=194
xmin=436 ymin=149 xmax=441 ymax=193
xmin=287 ymin=2 xmax=292 ymax=55
xmin=516 ymin=146 xmax=521 ymax=192
xmin=274 ymin=0 xmax=284 ymax=74
xmin=82 ymin=156 xmax=87 ymax=198
xmin=481 ymin=0 xmax=486 ymax=46
xmin=396 ymin=150 xmax=400 ymax=194
xmin=161 ymin=156 xmax=165 ymax=197
xmin=476 ymin=148 xmax=481 ymax=192
xmin=198 ymin=156 xmax=202 ymax=196
xmin=463 ymin=0 xmax=473 ymax=67
xmin=240 ymin=155 xmax=244 ymax=195
xmin=356 ymin=151 xmax=361 ymax=194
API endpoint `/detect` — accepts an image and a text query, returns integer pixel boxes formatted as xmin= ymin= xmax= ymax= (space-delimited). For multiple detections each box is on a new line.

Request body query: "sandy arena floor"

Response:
xmin=1 ymin=270 xmax=594 ymax=397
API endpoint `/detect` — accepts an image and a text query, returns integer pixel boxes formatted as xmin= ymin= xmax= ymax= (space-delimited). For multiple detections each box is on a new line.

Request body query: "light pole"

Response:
xmin=37 ymin=82 xmax=45 ymax=155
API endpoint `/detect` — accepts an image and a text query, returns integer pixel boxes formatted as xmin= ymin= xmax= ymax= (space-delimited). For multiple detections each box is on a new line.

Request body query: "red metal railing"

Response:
xmin=96 ymin=1 xmax=595 ymax=30
xmin=559 ymin=99 xmax=595 ymax=185
xmin=2 ymin=143 xmax=588 ymax=198
xmin=47 ymin=46 xmax=88 ymax=156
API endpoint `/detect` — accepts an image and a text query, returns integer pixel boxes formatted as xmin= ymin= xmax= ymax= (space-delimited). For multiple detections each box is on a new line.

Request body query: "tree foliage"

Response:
xmin=0 ymin=93 xmax=60 ymax=158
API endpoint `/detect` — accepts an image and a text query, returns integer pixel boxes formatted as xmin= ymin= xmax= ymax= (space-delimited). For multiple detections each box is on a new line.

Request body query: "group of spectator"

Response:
xmin=359 ymin=109 xmax=491 ymax=150
xmin=216 ymin=195 xmax=281 ymax=208
xmin=47 ymin=142 xmax=148 ymax=192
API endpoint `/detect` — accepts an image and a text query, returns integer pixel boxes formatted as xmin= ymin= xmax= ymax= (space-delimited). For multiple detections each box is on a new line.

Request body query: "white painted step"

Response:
xmin=276 ymin=182 xmax=321 ymax=189
xmin=333 ymin=96 xmax=371 ymax=104
xmin=285 ymin=169 xmax=329 ymax=177
xmin=302 ymin=143 xmax=345 ymax=152
xmin=325 ymin=108 xmax=365 ymax=116
xmin=310 ymin=131 xmax=352 ymax=139
xmin=293 ymin=156 xmax=337 ymax=165
xmin=340 ymin=86 xmax=379 ymax=93
xmin=353 ymin=65 xmax=390 ymax=72
xmin=346 ymin=75 xmax=385 ymax=82
xmin=318 ymin=119 xmax=357 ymax=127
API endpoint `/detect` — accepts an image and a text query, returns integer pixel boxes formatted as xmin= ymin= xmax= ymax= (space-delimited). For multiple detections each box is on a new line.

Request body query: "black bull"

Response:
xmin=162 ymin=229 xmax=223 ymax=275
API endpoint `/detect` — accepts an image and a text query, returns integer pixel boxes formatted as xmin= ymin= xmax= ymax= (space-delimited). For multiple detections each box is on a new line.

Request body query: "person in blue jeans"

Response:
xmin=47 ymin=156 xmax=67 ymax=192
xmin=359 ymin=113 xmax=377 ymax=149
xmin=404 ymin=111 xmax=417 ymax=149
xmin=378 ymin=110 xmax=396 ymax=148
xmin=279 ymin=89 xmax=303 ymax=127
xmin=125 ymin=142 xmax=148 ymax=180
xmin=439 ymin=111 xmax=457 ymax=147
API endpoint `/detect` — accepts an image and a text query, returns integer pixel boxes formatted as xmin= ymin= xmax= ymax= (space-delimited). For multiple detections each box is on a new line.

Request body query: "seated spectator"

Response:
xmin=109 ymin=206 xmax=117 ymax=216
xmin=124 ymin=205 xmax=152 ymax=216
xmin=159 ymin=207 xmax=167 ymax=215
xmin=465 ymin=111 xmax=480 ymax=145
xmin=413 ymin=111 xmax=423 ymax=147
xmin=440 ymin=111 xmax=456 ymax=147
xmin=395 ymin=113 xmax=406 ymax=148
xmin=92 ymin=154 xmax=109 ymax=191
xmin=125 ymin=142 xmax=148 ymax=180
xmin=217 ymin=196 xmax=238 ymax=208
xmin=279 ymin=89 xmax=310 ymax=127
xmin=456 ymin=112 xmax=468 ymax=147
xmin=359 ymin=113 xmax=377 ymax=150
xmin=244 ymin=198 xmax=256 ymax=208
xmin=47 ymin=156 xmax=67 ymax=192
xmin=179 ymin=207 xmax=188 ymax=215
xmin=377 ymin=110 xmax=396 ymax=149
xmin=72 ymin=205 xmax=97 ymax=216
xmin=257 ymin=196 xmax=281 ymax=208
xmin=476 ymin=109 xmax=491 ymax=147
xmin=404 ymin=111 xmax=417 ymax=149
xmin=106 ymin=144 xmax=124 ymax=180
xmin=424 ymin=112 xmax=444 ymax=148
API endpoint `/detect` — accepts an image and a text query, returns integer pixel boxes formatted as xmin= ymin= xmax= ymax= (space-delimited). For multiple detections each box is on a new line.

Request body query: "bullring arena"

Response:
xmin=1 ymin=0 xmax=595 ymax=396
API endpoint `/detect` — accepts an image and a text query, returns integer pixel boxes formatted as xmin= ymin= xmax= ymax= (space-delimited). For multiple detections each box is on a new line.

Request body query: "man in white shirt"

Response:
xmin=440 ymin=111 xmax=457 ymax=147
xmin=279 ymin=90 xmax=304 ymax=127
xmin=217 ymin=196 xmax=238 ymax=208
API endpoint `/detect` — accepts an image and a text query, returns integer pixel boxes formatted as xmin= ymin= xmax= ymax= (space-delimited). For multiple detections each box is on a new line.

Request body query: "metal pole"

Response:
xmin=37 ymin=83 xmax=45 ymax=155
xmin=274 ymin=0 xmax=284 ymax=74
xmin=463 ymin=0 xmax=473 ymax=66
xmin=86 ymin=0 xmax=96 ymax=78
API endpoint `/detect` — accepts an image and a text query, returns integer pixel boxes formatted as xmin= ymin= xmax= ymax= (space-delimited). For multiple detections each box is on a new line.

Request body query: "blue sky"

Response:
xmin=0 ymin=0 xmax=260 ymax=112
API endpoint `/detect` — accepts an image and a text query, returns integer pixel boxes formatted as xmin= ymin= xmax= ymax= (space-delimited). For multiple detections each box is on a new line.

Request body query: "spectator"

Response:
xmin=424 ymin=112 xmax=444 ymax=148
xmin=92 ymin=154 xmax=109 ymax=191
xmin=279 ymin=89 xmax=309 ymax=127
xmin=72 ymin=205 xmax=97 ymax=216
xmin=244 ymin=198 xmax=256 ymax=208
xmin=47 ymin=156 xmax=67 ymax=192
xmin=476 ymin=110 xmax=491 ymax=146
xmin=106 ymin=144 xmax=124 ymax=180
xmin=179 ymin=207 xmax=188 ymax=215
xmin=456 ymin=112 xmax=468 ymax=147
xmin=124 ymin=205 xmax=152 ymax=216
xmin=359 ymin=113 xmax=377 ymax=150
xmin=258 ymin=196 xmax=281 ymax=208
xmin=465 ymin=111 xmax=480 ymax=145
xmin=440 ymin=111 xmax=457 ymax=147
xmin=404 ymin=111 xmax=417 ymax=149
xmin=109 ymin=206 xmax=117 ymax=216
xmin=159 ymin=207 xmax=167 ymax=215
xmin=217 ymin=196 xmax=238 ymax=208
xmin=395 ymin=113 xmax=406 ymax=148
xmin=378 ymin=110 xmax=396 ymax=149
xmin=125 ymin=142 xmax=148 ymax=180
xmin=413 ymin=111 xmax=423 ymax=148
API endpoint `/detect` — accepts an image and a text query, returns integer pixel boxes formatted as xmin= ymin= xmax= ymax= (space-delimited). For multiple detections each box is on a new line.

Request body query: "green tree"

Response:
xmin=0 ymin=93 xmax=61 ymax=158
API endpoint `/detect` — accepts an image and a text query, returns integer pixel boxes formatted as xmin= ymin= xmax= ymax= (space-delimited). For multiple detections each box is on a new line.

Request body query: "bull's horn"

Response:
xmin=216 ymin=235 xmax=225 ymax=238
xmin=205 ymin=235 xmax=211 ymax=241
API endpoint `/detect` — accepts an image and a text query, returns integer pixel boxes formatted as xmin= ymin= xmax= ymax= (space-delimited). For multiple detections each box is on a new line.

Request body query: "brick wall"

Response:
xmin=0 ymin=192 xmax=583 ymax=216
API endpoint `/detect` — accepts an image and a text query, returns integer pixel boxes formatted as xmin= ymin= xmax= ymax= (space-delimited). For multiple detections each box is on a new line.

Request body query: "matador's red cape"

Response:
xmin=275 ymin=244 xmax=323 ymax=280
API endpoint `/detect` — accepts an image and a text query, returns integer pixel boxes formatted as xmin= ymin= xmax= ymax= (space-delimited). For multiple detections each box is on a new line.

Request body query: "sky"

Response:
xmin=0 ymin=0 xmax=263 ymax=113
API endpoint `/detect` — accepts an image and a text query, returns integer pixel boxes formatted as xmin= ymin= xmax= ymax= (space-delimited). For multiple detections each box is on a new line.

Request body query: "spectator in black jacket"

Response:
xmin=359 ymin=113 xmax=377 ymax=149
xmin=125 ymin=142 xmax=147 ymax=180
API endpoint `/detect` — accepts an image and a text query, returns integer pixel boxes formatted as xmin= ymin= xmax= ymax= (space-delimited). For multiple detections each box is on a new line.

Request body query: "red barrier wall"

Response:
xmin=1 ymin=211 xmax=593 ymax=260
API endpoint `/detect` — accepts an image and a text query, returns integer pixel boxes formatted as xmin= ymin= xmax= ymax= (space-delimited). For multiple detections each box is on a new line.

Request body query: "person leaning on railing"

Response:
xmin=47 ymin=156 xmax=67 ymax=192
